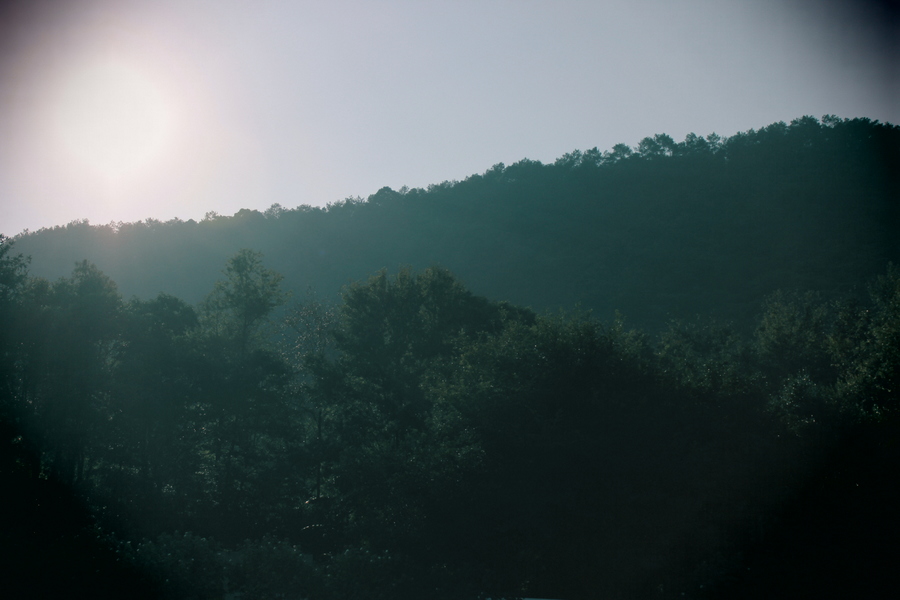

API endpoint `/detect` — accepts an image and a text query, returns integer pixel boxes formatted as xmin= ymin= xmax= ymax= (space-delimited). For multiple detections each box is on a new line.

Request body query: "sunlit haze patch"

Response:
xmin=52 ymin=58 xmax=172 ymax=182
xmin=0 ymin=0 xmax=264 ymax=234
xmin=0 ymin=0 xmax=897 ymax=236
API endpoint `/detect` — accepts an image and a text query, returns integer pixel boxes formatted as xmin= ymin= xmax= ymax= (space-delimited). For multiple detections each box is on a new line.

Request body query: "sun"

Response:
xmin=53 ymin=59 xmax=172 ymax=181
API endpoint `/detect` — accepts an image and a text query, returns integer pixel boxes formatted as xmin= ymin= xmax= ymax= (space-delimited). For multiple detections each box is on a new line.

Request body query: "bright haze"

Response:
xmin=1 ymin=0 xmax=897 ymax=237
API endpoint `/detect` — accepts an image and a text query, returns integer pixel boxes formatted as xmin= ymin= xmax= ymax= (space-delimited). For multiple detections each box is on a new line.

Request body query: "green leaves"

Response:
xmin=5 ymin=241 xmax=900 ymax=597
xmin=0 ymin=234 xmax=29 ymax=306
xmin=326 ymin=267 xmax=516 ymax=435
xmin=836 ymin=264 xmax=900 ymax=416
xmin=202 ymin=249 xmax=287 ymax=355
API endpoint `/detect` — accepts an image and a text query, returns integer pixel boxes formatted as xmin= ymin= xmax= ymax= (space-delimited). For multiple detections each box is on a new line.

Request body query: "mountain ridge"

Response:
xmin=11 ymin=115 xmax=899 ymax=331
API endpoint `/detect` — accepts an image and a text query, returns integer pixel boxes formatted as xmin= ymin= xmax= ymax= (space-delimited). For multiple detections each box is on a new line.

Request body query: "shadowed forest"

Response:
xmin=2 ymin=116 xmax=899 ymax=598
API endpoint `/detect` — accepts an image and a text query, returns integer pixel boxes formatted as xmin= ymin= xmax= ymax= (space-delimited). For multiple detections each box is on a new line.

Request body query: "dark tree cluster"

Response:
xmin=2 ymin=232 xmax=899 ymax=597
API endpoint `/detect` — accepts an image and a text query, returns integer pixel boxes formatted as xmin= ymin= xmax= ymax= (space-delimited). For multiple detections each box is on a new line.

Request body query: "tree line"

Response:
xmin=2 ymin=236 xmax=898 ymax=598
xmin=13 ymin=115 xmax=900 ymax=333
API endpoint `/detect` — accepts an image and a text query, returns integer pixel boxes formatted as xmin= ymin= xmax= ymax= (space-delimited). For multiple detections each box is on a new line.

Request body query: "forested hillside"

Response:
xmin=12 ymin=115 xmax=900 ymax=331
xmin=2 ymin=115 xmax=899 ymax=598
xmin=2 ymin=239 xmax=899 ymax=597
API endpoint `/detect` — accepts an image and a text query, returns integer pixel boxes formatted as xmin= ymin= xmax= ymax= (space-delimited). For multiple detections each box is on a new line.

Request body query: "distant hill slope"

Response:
xmin=12 ymin=115 xmax=900 ymax=331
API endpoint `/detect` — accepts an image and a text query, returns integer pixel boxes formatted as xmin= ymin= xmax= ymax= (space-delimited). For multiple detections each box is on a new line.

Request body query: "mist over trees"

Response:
xmin=2 ymin=116 xmax=899 ymax=598
xmin=13 ymin=115 xmax=900 ymax=330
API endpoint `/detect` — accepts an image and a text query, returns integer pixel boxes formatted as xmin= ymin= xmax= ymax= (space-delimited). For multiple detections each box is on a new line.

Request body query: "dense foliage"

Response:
xmin=2 ymin=116 xmax=898 ymax=597
xmin=13 ymin=115 xmax=900 ymax=332
xmin=2 ymin=232 xmax=899 ymax=597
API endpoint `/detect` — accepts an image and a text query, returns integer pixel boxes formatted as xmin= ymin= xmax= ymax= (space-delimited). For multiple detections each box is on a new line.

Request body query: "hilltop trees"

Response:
xmin=2 ymin=114 xmax=899 ymax=597
xmin=13 ymin=116 xmax=899 ymax=333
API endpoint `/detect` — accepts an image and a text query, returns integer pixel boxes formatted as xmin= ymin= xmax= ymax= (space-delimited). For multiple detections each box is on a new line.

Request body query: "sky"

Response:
xmin=0 ymin=0 xmax=897 ymax=237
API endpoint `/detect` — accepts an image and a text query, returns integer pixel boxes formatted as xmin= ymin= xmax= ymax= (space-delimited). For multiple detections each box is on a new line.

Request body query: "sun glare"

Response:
xmin=53 ymin=59 xmax=171 ymax=181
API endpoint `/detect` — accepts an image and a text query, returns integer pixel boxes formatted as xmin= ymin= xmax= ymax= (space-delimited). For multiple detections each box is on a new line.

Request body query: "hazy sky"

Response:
xmin=1 ymin=0 xmax=897 ymax=236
